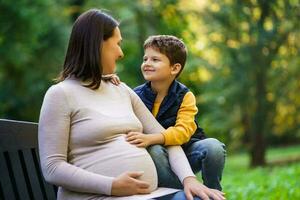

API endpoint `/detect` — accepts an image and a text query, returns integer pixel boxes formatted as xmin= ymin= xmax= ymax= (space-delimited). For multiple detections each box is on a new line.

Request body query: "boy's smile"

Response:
xmin=142 ymin=66 xmax=155 ymax=73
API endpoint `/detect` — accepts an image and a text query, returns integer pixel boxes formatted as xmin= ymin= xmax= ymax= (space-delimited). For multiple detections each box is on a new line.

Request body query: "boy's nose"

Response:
xmin=142 ymin=62 xmax=150 ymax=68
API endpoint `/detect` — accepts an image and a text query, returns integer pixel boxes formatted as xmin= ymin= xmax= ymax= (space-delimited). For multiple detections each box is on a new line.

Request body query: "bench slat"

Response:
xmin=9 ymin=151 xmax=31 ymax=200
xmin=0 ymin=119 xmax=38 ymax=151
xmin=0 ymin=153 xmax=16 ymax=200
xmin=0 ymin=119 xmax=57 ymax=200
xmin=23 ymin=149 xmax=44 ymax=200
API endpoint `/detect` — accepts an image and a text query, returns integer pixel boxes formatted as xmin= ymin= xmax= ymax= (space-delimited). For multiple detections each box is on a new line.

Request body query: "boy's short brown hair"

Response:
xmin=143 ymin=35 xmax=187 ymax=77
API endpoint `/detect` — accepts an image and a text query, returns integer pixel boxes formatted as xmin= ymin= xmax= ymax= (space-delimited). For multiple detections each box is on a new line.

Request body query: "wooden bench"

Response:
xmin=0 ymin=119 xmax=57 ymax=200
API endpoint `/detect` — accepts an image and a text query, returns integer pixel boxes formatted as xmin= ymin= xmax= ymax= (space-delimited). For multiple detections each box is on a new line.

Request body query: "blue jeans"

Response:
xmin=154 ymin=191 xmax=202 ymax=200
xmin=147 ymin=138 xmax=226 ymax=191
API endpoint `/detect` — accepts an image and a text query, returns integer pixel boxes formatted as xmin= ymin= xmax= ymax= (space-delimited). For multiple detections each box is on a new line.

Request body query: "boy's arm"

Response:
xmin=127 ymin=91 xmax=198 ymax=147
xmin=162 ymin=91 xmax=198 ymax=146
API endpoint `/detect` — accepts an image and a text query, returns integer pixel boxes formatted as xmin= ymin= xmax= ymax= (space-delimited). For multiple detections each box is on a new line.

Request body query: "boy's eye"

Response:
xmin=152 ymin=58 xmax=159 ymax=62
xmin=143 ymin=57 xmax=148 ymax=62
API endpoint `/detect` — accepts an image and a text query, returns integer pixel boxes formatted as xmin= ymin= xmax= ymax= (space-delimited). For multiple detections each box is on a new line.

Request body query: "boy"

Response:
xmin=126 ymin=35 xmax=226 ymax=191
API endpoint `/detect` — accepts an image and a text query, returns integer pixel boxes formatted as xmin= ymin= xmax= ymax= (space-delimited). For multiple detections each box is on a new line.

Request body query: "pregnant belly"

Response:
xmin=70 ymin=135 xmax=158 ymax=191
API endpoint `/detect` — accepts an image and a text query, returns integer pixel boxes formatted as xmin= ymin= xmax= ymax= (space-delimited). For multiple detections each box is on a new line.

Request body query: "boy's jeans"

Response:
xmin=148 ymin=138 xmax=226 ymax=191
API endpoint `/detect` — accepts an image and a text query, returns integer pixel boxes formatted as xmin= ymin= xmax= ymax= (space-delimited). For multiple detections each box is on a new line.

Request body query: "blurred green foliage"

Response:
xmin=0 ymin=0 xmax=70 ymax=121
xmin=0 ymin=0 xmax=299 ymax=164
xmin=187 ymin=0 xmax=300 ymax=166
xmin=217 ymin=145 xmax=300 ymax=199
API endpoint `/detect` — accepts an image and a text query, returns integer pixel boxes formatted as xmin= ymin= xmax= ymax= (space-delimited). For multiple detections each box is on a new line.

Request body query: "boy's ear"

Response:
xmin=171 ymin=63 xmax=182 ymax=76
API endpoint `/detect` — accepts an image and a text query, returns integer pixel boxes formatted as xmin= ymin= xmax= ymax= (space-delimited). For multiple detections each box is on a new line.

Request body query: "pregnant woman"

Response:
xmin=38 ymin=8 xmax=225 ymax=200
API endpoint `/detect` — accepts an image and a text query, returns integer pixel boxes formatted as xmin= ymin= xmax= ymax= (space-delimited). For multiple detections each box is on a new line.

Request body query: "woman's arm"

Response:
xmin=38 ymin=85 xmax=114 ymax=195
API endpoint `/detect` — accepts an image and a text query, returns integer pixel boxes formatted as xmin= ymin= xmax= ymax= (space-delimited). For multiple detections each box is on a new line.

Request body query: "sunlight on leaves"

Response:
xmin=197 ymin=67 xmax=212 ymax=82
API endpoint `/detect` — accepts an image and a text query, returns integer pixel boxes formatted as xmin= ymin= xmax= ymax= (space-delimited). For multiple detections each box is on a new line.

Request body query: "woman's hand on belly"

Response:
xmin=111 ymin=171 xmax=151 ymax=196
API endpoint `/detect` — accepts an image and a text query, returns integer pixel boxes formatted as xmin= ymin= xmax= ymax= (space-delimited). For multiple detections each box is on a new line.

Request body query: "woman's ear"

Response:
xmin=171 ymin=63 xmax=182 ymax=76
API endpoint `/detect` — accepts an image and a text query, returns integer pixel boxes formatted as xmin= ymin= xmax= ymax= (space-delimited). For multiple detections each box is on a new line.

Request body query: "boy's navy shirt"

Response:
xmin=134 ymin=80 xmax=206 ymax=149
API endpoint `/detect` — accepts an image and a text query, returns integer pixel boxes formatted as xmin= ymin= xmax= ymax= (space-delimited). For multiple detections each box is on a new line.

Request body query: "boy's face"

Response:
xmin=141 ymin=47 xmax=176 ymax=82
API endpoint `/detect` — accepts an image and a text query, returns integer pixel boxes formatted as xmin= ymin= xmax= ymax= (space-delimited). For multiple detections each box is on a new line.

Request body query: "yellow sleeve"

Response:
xmin=162 ymin=91 xmax=198 ymax=146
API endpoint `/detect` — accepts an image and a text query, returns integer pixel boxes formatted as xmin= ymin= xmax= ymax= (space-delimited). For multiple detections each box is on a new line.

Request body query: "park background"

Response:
xmin=0 ymin=0 xmax=299 ymax=199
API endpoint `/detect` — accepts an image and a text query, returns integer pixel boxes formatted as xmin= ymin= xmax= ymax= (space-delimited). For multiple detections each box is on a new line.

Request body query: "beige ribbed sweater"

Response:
xmin=38 ymin=78 xmax=195 ymax=200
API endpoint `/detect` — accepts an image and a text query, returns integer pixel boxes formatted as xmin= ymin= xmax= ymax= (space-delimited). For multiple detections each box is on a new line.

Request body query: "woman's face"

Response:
xmin=101 ymin=27 xmax=124 ymax=75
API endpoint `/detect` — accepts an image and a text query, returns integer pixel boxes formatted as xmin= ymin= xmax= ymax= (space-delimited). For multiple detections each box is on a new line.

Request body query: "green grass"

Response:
xmin=198 ymin=145 xmax=300 ymax=200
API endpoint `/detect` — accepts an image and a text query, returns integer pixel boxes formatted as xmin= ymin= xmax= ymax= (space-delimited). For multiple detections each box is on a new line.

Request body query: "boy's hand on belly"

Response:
xmin=126 ymin=132 xmax=152 ymax=147
xmin=126 ymin=132 xmax=164 ymax=148
xmin=111 ymin=171 xmax=151 ymax=196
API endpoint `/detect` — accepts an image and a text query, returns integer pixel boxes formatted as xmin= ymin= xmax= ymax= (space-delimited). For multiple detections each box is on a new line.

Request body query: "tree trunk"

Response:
xmin=250 ymin=66 xmax=268 ymax=167
xmin=250 ymin=130 xmax=266 ymax=167
xmin=249 ymin=1 xmax=272 ymax=167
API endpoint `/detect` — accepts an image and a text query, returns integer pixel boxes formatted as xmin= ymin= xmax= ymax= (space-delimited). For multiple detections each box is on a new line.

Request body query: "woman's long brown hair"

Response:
xmin=56 ymin=9 xmax=119 ymax=89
